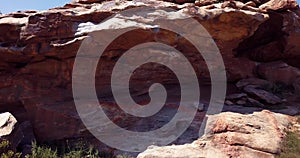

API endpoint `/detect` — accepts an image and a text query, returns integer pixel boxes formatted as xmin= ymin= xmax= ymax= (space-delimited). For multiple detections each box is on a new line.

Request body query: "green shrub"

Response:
xmin=0 ymin=140 xmax=10 ymax=149
xmin=61 ymin=140 xmax=100 ymax=158
xmin=25 ymin=142 xmax=58 ymax=158
xmin=1 ymin=139 xmax=128 ymax=158
xmin=0 ymin=140 xmax=21 ymax=158
xmin=25 ymin=140 xmax=108 ymax=158
xmin=277 ymin=132 xmax=300 ymax=158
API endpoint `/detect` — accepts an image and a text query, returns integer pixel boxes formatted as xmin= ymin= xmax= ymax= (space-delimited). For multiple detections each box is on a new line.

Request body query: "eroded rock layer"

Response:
xmin=0 ymin=0 xmax=300 ymax=156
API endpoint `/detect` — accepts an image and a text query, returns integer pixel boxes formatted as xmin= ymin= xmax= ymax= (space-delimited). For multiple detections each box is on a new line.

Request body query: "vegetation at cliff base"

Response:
xmin=277 ymin=116 xmax=300 ymax=158
xmin=277 ymin=132 xmax=300 ymax=158
xmin=0 ymin=140 xmax=21 ymax=158
xmin=0 ymin=140 xmax=129 ymax=158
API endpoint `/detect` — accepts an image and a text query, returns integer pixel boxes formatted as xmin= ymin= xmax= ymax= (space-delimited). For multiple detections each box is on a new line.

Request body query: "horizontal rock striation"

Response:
xmin=0 ymin=0 xmax=300 ymax=155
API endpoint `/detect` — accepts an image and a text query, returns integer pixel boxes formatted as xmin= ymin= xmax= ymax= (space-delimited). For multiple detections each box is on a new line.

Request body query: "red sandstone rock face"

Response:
xmin=0 ymin=0 xmax=300 ymax=150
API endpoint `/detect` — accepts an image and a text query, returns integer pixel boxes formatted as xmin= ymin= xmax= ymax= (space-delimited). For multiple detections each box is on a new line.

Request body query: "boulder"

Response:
xmin=243 ymin=85 xmax=282 ymax=104
xmin=0 ymin=112 xmax=17 ymax=138
xmin=236 ymin=78 xmax=272 ymax=89
xmin=257 ymin=61 xmax=300 ymax=85
xmin=226 ymin=93 xmax=248 ymax=100
xmin=0 ymin=112 xmax=22 ymax=151
xmin=247 ymin=97 xmax=265 ymax=107
xmin=138 ymin=111 xmax=293 ymax=158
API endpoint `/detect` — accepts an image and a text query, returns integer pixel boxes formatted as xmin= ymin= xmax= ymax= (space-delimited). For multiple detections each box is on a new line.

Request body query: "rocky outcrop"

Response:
xmin=0 ymin=112 xmax=35 ymax=154
xmin=0 ymin=112 xmax=17 ymax=137
xmin=138 ymin=110 xmax=294 ymax=158
xmin=0 ymin=0 xmax=300 ymax=155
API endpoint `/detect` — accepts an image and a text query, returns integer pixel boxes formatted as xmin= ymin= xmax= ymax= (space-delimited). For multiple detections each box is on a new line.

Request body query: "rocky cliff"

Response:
xmin=1 ymin=0 xmax=300 ymax=157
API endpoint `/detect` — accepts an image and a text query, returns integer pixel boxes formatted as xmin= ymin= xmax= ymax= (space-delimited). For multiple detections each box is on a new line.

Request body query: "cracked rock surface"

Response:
xmin=138 ymin=110 xmax=294 ymax=158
